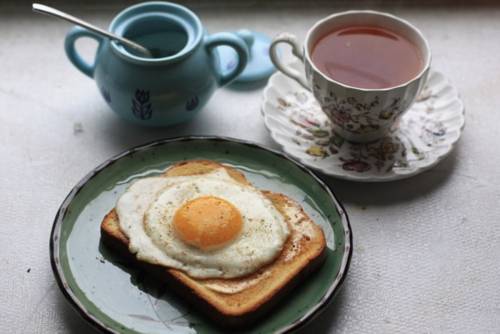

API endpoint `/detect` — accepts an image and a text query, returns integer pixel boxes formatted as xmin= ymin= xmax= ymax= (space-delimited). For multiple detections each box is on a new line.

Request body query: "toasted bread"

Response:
xmin=101 ymin=160 xmax=326 ymax=327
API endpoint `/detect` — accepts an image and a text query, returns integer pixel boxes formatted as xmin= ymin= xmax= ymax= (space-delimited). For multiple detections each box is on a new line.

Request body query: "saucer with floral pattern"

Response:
xmin=262 ymin=62 xmax=465 ymax=182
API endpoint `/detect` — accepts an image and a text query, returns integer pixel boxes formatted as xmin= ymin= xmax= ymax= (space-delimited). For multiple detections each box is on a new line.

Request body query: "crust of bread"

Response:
xmin=100 ymin=160 xmax=326 ymax=327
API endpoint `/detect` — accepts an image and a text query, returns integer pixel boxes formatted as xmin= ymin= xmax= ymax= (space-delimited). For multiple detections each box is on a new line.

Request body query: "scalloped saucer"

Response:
xmin=262 ymin=62 xmax=465 ymax=182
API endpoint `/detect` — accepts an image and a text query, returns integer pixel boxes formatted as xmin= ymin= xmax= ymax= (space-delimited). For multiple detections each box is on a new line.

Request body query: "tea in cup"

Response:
xmin=270 ymin=10 xmax=431 ymax=142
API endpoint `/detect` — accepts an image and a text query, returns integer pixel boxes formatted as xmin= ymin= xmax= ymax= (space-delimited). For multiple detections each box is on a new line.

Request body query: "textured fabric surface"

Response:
xmin=1 ymin=1 xmax=499 ymax=333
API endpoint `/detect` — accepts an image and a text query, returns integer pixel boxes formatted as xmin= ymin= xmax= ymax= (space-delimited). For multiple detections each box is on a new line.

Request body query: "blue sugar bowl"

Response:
xmin=65 ymin=2 xmax=248 ymax=126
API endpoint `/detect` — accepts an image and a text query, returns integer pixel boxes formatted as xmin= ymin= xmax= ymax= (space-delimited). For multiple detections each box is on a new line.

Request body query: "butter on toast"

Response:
xmin=101 ymin=160 xmax=326 ymax=327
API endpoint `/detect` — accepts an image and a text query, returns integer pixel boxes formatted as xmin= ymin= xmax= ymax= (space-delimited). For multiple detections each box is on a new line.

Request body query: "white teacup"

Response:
xmin=270 ymin=10 xmax=431 ymax=143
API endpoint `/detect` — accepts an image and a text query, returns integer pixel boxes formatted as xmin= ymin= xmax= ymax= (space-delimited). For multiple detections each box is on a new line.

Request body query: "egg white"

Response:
xmin=116 ymin=168 xmax=290 ymax=278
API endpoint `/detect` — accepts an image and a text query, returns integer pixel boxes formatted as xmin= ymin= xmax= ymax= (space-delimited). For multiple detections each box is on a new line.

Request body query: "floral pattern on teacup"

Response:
xmin=312 ymin=90 xmax=404 ymax=135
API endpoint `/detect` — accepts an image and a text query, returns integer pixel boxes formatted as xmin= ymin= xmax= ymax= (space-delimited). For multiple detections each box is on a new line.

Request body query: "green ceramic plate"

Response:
xmin=50 ymin=136 xmax=352 ymax=334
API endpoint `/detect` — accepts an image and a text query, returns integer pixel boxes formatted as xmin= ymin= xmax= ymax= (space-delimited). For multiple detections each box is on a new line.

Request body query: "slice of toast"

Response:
xmin=101 ymin=160 xmax=326 ymax=327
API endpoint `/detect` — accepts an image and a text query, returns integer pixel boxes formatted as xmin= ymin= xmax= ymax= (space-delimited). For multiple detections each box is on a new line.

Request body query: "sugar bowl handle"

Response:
xmin=205 ymin=32 xmax=249 ymax=87
xmin=269 ymin=33 xmax=309 ymax=90
xmin=64 ymin=26 xmax=104 ymax=78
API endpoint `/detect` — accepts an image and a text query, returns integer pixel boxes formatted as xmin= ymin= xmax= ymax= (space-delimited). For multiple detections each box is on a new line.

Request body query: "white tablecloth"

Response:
xmin=1 ymin=1 xmax=499 ymax=333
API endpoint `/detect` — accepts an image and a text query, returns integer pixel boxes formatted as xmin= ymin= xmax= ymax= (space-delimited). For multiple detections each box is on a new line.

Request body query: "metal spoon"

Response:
xmin=32 ymin=3 xmax=153 ymax=57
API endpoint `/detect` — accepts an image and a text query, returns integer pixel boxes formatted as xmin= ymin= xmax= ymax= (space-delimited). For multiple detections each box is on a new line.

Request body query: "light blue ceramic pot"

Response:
xmin=65 ymin=2 xmax=248 ymax=126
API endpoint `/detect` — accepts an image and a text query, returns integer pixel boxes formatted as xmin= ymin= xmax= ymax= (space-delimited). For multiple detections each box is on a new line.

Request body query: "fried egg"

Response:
xmin=116 ymin=168 xmax=290 ymax=278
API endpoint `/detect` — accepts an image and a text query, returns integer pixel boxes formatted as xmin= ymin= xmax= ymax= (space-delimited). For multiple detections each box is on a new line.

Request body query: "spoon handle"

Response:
xmin=32 ymin=3 xmax=152 ymax=57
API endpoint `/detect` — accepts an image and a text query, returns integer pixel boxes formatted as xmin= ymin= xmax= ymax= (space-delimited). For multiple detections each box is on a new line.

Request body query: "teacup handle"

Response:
xmin=205 ymin=33 xmax=249 ymax=87
xmin=65 ymin=26 xmax=104 ymax=78
xmin=269 ymin=33 xmax=309 ymax=90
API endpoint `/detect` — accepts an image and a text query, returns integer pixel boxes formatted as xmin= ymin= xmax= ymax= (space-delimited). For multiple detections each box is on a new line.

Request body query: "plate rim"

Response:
xmin=50 ymin=135 xmax=353 ymax=334
xmin=261 ymin=63 xmax=466 ymax=182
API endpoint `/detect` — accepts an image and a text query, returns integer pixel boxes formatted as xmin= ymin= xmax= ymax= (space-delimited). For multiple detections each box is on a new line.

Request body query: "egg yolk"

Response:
xmin=173 ymin=196 xmax=243 ymax=251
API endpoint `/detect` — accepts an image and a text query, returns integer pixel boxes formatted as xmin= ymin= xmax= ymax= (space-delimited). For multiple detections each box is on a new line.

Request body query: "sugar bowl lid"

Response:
xmin=217 ymin=29 xmax=276 ymax=84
